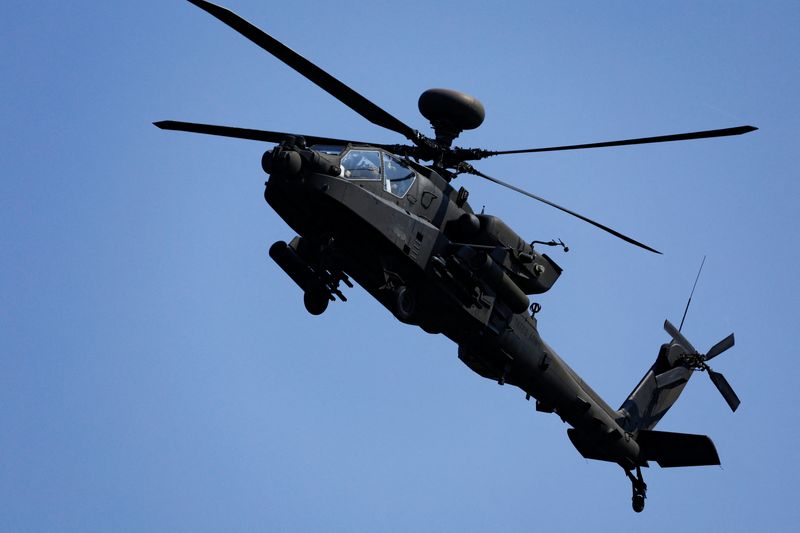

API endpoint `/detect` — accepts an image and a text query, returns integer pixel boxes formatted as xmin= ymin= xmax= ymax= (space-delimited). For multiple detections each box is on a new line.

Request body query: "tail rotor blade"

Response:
xmin=663 ymin=319 xmax=697 ymax=354
xmin=654 ymin=366 xmax=691 ymax=389
xmin=705 ymin=333 xmax=735 ymax=361
xmin=708 ymin=369 xmax=741 ymax=412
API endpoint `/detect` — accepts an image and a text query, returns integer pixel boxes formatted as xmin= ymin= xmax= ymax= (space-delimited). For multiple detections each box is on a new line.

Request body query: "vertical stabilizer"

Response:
xmin=618 ymin=319 xmax=740 ymax=432
xmin=618 ymin=341 xmax=692 ymax=432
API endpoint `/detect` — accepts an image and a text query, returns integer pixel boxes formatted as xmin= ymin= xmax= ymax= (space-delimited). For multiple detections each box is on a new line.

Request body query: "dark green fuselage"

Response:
xmin=265 ymin=144 xmax=642 ymax=469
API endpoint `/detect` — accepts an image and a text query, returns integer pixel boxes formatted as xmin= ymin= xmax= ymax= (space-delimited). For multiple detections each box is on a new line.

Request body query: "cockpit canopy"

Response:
xmin=340 ymin=148 xmax=417 ymax=198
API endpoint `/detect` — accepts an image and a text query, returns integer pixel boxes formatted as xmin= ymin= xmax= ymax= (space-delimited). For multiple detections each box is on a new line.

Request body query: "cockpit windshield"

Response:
xmin=341 ymin=149 xmax=382 ymax=180
xmin=339 ymin=149 xmax=417 ymax=198
xmin=383 ymin=153 xmax=416 ymax=197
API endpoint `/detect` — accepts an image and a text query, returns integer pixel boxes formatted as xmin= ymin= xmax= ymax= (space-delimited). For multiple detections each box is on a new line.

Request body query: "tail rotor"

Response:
xmin=655 ymin=320 xmax=741 ymax=412
xmin=707 ymin=369 xmax=741 ymax=412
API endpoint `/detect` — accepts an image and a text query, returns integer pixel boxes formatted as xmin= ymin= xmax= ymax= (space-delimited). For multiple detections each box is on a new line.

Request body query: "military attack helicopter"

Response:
xmin=156 ymin=0 xmax=756 ymax=512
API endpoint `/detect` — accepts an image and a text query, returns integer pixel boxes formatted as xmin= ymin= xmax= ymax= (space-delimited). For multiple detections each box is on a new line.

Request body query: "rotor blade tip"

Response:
xmin=154 ymin=121 xmax=178 ymax=130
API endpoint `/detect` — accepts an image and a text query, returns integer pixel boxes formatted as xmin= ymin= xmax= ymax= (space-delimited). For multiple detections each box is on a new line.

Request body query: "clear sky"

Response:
xmin=2 ymin=1 xmax=798 ymax=531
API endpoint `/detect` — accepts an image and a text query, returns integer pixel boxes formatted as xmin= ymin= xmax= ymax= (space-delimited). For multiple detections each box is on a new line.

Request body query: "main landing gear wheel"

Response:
xmin=393 ymin=285 xmax=417 ymax=323
xmin=625 ymin=466 xmax=648 ymax=513
xmin=303 ymin=290 xmax=329 ymax=316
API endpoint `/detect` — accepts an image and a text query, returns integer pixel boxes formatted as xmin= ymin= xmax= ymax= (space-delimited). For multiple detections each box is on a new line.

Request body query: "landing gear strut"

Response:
xmin=625 ymin=466 xmax=647 ymax=513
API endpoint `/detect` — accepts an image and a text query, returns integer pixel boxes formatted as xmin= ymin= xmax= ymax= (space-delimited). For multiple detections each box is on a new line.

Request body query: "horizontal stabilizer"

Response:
xmin=566 ymin=428 xmax=621 ymax=463
xmin=637 ymin=429 xmax=720 ymax=468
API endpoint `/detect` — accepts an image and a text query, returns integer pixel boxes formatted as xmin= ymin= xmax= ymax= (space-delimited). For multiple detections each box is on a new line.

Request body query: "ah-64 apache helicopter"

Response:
xmin=156 ymin=0 xmax=756 ymax=512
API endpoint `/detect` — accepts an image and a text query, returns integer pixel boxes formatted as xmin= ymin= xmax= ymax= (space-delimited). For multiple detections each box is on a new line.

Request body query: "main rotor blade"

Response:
xmin=664 ymin=319 xmax=698 ymax=354
xmin=705 ymin=333 xmax=735 ymax=361
xmin=186 ymin=0 xmax=419 ymax=143
xmin=708 ymin=369 xmax=741 ymax=412
xmin=154 ymin=120 xmax=370 ymax=147
xmin=465 ymin=166 xmax=661 ymax=254
xmin=469 ymin=125 xmax=758 ymax=159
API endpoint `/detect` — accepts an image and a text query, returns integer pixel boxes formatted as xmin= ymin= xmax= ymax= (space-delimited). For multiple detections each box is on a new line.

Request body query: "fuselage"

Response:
xmin=264 ymin=143 xmax=642 ymax=468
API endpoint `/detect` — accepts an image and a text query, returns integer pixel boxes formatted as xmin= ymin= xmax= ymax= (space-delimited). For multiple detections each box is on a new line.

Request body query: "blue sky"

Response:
xmin=2 ymin=1 xmax=798 ymax=531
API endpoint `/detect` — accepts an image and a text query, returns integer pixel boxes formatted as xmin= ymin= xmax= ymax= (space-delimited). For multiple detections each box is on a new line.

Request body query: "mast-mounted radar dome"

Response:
xmin=418 ymin=88 xmax=485 ymax=147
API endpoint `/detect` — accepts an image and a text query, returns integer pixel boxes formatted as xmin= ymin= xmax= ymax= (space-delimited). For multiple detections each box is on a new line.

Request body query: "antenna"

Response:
xmin=679 ymin=256 xmax=706 ymax=332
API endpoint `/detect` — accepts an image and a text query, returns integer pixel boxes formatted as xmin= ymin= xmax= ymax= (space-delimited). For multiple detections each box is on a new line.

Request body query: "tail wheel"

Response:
xmin=632 ymin=493 xmax=645 ymax=513
xmin=625 ymin=466 xmax=647 ymax=513
xmin=303 ymin=290 xmax=329 ymax=316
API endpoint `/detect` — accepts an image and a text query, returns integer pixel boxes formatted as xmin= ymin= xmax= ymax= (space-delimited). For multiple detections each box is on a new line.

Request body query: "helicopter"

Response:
xmin=156 ymin=0 xmax=756 ymax=513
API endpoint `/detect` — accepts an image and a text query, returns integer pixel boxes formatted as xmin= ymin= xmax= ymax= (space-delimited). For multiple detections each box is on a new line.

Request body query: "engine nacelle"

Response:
xmin=450 ymin=214 xmax=562 ymax=295
xmin=456 ymin=246 xmax=530 ymax=314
